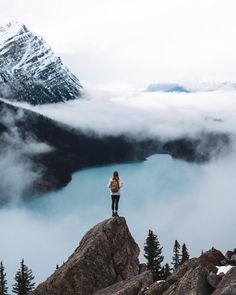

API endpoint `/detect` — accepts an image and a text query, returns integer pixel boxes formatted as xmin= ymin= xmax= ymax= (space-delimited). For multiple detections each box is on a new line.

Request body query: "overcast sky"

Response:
xmin=1 ymin=0 xmax=236 ymax=86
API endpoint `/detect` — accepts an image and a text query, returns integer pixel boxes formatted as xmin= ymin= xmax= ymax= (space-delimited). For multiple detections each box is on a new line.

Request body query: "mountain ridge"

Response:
xmin=0 ymin=21 xmax=82 ymax=105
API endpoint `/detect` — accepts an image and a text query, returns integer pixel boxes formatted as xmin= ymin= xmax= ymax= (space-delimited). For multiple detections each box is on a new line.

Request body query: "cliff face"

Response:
xmin=32 ymin=217 xmax=149 ymax=295
xmin=0 ymin=22 xmax=82 ymax=104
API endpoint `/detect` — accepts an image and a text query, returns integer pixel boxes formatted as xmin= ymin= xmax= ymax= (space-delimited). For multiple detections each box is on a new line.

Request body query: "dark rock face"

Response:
xmin=94 ymin=271 xmax=153 ymax=295
xmin=207 ymin=272 xmax=223 ymax=289
xmin=145 ymin=281 xmax=168 ymax=295
xmin=200 ymin=248 xmax=227 ymax=269
xmin=165 ymin=266 xmax=210 ymax=295
xmin=212 ymin=267 xmax=236 ymax=295
xmin=32 ymin=217 xmax=141 ymax=295
xmin=225 ymin=249 xmax=236 ymax=265
xmin=145 ymin=249 xmax=227 ymax=295
xmin=0 ymin=22 xmax=82 ymax=105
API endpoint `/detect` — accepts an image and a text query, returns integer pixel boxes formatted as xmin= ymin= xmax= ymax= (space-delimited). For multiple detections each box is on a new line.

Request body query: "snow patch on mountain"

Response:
xmin=146 ymin=81 xmax=236 ymax=93
xmin=0 ymin=21 xmax=82 ymax=105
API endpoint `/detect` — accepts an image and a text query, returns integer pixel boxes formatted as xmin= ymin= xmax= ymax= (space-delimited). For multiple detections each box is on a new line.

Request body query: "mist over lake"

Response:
xmin=1 ymin=152 xmax=236 ymax=288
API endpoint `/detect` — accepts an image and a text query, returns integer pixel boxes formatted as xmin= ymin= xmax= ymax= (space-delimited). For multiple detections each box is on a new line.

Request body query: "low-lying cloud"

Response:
xmin=6 ymin=85 xmax=236 ymax=142
xmin=1 ymin=150 xmax=236 ymax=290
xmin=0 ymin=105 xmax=52 ymax=204
xmin=1 ymin=86 xmax=236 ymax=292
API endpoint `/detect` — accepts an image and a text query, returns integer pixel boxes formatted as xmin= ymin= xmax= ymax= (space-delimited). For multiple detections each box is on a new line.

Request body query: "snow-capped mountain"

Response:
xmin=145 ymin=81 xmax=236 ymax=93
xmin=0 ymin=22 xmax=82 ymax=105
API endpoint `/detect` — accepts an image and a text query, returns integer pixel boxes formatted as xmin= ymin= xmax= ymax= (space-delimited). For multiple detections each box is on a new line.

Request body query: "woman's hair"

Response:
xmin=113 ymin=171 xmax=119 ymax=178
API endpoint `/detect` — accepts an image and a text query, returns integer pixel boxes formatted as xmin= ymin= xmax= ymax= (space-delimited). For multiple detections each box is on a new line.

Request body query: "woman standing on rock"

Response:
xmin=108 ymin=171 xmax=123 ymax=217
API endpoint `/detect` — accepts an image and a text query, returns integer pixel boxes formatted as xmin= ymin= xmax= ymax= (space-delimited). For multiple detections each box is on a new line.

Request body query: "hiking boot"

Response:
xmin=115 ymin=211 xmax=119 ymax=217
xmin=112 ymin=211 xmax=115 ymax=217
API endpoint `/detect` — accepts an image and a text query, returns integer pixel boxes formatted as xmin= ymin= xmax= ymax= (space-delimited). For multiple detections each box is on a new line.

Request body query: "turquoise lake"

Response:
xmin=1 ymin=153 xmax=236 ymax=287
xmin=26 ymin=154 xmax=202 ymax=217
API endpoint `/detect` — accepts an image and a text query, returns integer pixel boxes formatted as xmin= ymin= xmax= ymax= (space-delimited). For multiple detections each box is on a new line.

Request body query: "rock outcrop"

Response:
xmin=33 ymin=217 xmax=145 ymax=295
xmin=225 ymin=249 xmax=236 ymax=265
xmin=32 ymin=217 xmax=236 ymax=295
xmin=0 ymin=21 xmax=82 ymax=104
xmin=145 ymin=249 xmax=235 ymax=295
xmin=212 ymin=267 xmax=236 ymax=295
xmin=94 ymin=271 xmax=153 ymax=295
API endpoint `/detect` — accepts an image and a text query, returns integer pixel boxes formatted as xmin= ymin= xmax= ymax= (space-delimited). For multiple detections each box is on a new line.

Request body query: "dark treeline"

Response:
xmin=0 ymin=259 xmax=35 ymax=295
xmin=144 ymin=229 xmax=190 ymax=281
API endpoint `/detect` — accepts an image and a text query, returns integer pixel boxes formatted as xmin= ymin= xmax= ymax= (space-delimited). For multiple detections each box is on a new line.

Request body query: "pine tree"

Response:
xmin=159 ymin=263 xmax=172 ymax=280
xmin=12 ymin=259 xmax=35 ymax=295
xmin=163 ymin=263 xmax=172 ymax=279
xmin=180 ymin=243 xmax=190 ymax=265
xmin=172 ymin=240 xmax=181 ymax=270
xmin=144 ymin=229 xmax=164 ymax=280
xmin=0 ymin=261 xmax=8 ymax=295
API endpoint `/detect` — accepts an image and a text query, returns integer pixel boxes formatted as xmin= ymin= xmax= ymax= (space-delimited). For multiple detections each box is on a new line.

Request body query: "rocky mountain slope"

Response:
xmin=32 ymin=217 xmax=236 ymax=295
xmin=0 ymin=22 xmax=82 ymax=104
xmin=32 ymin=217 xmax=145 ymax=295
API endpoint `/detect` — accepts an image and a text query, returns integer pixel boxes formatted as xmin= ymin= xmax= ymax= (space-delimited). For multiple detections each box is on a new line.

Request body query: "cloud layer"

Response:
xmin=0 ymin=105 xmax=52 ymax=204
xmin=7 ymin=87 xmax=236 ymax=143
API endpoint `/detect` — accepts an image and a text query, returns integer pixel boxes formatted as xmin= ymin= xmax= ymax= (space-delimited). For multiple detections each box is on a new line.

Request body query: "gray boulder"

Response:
xmin=207 ymin=272 xmax=222 ymax=289
xmin=145 ymin=249 xmax=226 ymax=295
xmin=94 ymin=270 xmax=153 ymax=295
xmin=212 ymin=267 xmax=236 ymax=295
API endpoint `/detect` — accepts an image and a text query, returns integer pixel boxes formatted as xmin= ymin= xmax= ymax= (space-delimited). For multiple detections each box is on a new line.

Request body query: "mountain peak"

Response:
xmin=0 ymin=22 xmax=82 ymax=105
xmin=32 ymin=217 xmax=142 ymax=295
xmin=0 ymin=21 xmax=29 ymax=43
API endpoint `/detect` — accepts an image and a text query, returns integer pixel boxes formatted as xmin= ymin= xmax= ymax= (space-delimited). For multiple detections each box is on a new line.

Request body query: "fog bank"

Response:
xmin=6 ymin=87 xmax=236 ymax=142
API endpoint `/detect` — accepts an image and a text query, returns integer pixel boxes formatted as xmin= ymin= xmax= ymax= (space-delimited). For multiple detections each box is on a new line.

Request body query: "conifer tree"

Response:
xmin=159 ymin=263 xmax=172 ymax=280
xmin=180 ymin=243 xmax=190 ymax=265
xmin=0 ymin=261 xmax=8 ymax=295
xmin=172 ymin=240 xmax=181 ymax=270
xmin=144 ymin=229 xmax=164 ymax=280
xmin=12 ymin=259 xmax=35 ymax=295
xmin=163 ymin=263 xmax=172 ymax=279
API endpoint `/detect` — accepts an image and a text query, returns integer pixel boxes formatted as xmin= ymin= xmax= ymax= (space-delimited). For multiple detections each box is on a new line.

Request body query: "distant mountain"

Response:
xmin=146 ymin=82 xmax=236 ymax=93
xmin=146 ymin=83 xmax=190 ymax=93
xmin=0 ymin=22 xmax=82 ymax=105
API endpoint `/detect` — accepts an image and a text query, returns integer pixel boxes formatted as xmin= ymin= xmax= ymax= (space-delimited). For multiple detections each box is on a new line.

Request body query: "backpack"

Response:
xmin=110 ymin=178 xmax=119 ymax=193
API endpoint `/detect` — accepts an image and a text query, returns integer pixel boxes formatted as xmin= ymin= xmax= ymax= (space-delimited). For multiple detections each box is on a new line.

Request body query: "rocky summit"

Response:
xmin=0 ymin=21 xmax=82 ymax=104
xmin=32 ymin=217 xmax=236 ymax=295
xmin=32 ymin=217 xmax=150 ymax=295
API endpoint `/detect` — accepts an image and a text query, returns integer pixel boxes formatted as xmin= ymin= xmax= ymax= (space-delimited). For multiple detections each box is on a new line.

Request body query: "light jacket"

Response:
xmin=107 ymin=178 xmax=123 ymax=196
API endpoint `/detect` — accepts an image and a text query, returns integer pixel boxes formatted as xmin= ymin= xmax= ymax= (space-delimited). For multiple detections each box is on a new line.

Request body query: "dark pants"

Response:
xmin=111 ymin=195 xmax=120 ymax=211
